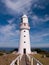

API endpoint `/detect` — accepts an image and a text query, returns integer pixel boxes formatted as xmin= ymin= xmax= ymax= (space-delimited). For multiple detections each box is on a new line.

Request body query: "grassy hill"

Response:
xmin=0 ymin=53 xmax=19 ymax=65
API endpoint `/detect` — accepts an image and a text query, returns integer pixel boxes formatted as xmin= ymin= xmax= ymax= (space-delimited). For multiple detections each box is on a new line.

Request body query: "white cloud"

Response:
xmin=1 ymin=0 xmax=39 ymax=15
xmin=0 ymin=24 xmax=19 ymax=43
xmin=8 ymin=18 xmax=15 ymax=24
xmin=30 ymin=31 xmax=49 ymax=47
xmin=31 ymin=14 xmax=49 ymax=26
xmin=1 ymin=0 xmax=32 ymax=14
xmin=0 ymin=24 xmax=15 ymax=36
xmin=38 ymin=5 xmax=45 ymax=9
xmin=34 ymin=4 xmax=45 ymax=9
xmin=30 ymin=31 xmax=49 ymax=42
xmin=0 ymin=24 xmax=19 ymax=47
xmin=32 ymin=15 xmax=49 ymax=22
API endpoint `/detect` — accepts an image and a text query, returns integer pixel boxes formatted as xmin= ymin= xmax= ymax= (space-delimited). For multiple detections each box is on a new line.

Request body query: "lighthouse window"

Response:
xmin=24 ymin=23 xmax=26 ymax=26
xmin=24 ymin=35 xmax=26 ymax=37
xmin=24 ymin=30 xmax=26 ymax=32
xmin=24 ymin=41 xmax=26 ymax=43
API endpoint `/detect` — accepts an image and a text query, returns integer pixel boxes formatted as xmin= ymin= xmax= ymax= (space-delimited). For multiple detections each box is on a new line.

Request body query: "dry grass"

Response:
xmin=0 ymin=53 xmax=19 ymax=65
xmin=30 ymin=54 xmax=49 ymax=65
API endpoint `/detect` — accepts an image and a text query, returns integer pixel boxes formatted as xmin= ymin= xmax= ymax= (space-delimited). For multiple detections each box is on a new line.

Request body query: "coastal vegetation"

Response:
xmin=31 ymin=48 xmax=49 ymax=57
xmin=0 ymin=53 xmax=19 ymax=65
xmin=0 ymin=48 xmax=49 ymax=65
xmin=31 ymin=54 xmax=49 ymax=65
xmin=30 ymin=48 xmax=49 ymax=65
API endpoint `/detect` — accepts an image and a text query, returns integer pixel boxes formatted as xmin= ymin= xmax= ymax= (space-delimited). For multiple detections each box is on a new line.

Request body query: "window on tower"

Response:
xmin=24 ymin=23 xmax=26 ymax=26
xmin=24 ymin=41 xmax=26 ymax=43
xmin=24 ymin=35 xmax=26 ymax=37
xmin=24 ymin=30 xmax=26 ymax=32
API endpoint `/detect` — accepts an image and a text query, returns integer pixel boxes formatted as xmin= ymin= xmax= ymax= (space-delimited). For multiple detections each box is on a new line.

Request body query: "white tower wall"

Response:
xmin=18 ymin=15 xmax=31 ymax=54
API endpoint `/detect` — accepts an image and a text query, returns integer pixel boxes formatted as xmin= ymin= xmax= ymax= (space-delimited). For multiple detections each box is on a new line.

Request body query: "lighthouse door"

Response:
xmin=23 ymin=48 xmax=26 ymax=54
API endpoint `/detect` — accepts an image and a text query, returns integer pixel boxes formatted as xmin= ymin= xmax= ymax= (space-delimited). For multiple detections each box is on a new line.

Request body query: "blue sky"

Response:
xmin=0 ymin=0 xmax=49 ymax=48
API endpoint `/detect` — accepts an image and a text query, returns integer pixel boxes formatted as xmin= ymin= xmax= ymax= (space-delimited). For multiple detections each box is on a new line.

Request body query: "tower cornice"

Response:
xmin=20 ymin=23 xmax=30 ymax=30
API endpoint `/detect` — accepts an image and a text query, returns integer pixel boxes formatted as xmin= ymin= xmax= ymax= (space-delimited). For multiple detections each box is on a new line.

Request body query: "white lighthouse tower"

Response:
xmin=18 ymin=15 xmax=31 ymax=54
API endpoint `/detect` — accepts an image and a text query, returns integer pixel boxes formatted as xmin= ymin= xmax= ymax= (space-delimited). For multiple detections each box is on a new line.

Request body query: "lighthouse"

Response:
xmin=18 ymin=15 xmax=31 ymax=54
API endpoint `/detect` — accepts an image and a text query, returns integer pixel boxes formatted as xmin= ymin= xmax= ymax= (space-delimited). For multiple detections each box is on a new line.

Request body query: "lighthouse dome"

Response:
xmin=22 ymin=14 xmax=28 ymax=18
xmin=22 ymin=14 xmax=28 ymax=23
